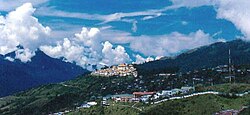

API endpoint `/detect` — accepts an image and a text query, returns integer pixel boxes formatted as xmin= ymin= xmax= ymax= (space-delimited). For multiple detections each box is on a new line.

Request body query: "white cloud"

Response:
xmin=0 ymin=0 xmax=48 ymax=11
xmin=36 ymin=5 xmax=169 ymax=26
xmin=215 ymin=1 xmax=250 ymax=40
xmin=4 ymin=57 xmax=15 ymax=62
xmin=181 ymin=21 xmax=188 ymax=25
xmin=101 ymin=41 xmax=131 ymax=66
xmin=130 ymin=30 xmax=217 ymax=56
xmin=75 ymin=27 xmax=100 ymax=47
xmin=132 ymin=21 xmax=138 ymax=33
xmin=0 ymin=2 xmax=222 ymax=69
xmin=73 ymin=27 xmax=217 ymax=58
xmin=97 ymin=29 xmax=134 ymax=44
xmin=170 ymin=0 xmax=214 ymax=8
xmin=155 ymin=56 xmax=164 ymax=60
xmin=170 ymin=0 xmax=250 ymax=40
xmin=15 ymin=48 xmax=35 ymax=62
xmin=0 ymin=3 xmax=51 ymax=62
xmin=142 ymin=13 xmax=163 ymax=20
xmin=40 ymin=38 xmax=88 ymax=67
xmin=133 ymin=54 xmax=154 ymax=64
xmin=40 ymin=28 xmax=131 ymax=70
xmin=1 ymin=3 xmax=134 ymax=68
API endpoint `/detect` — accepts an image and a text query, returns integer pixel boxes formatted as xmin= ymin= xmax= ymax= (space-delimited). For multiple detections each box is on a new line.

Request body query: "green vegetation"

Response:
xmin=196 ymin=83 xmax=250 ymax=93
xmin=138 ymin=40 xmax=250 ymax=74
xmin=67 ymin=103 xmax=141 ymax=115
xmin=63 ymin=93 xmax=250 ymax=115
xmin=3 ymin=40 xmax=250 ymax=114
xmin=142 ymin=94 xmax=250 ymax=115
xmin=0 ymin=75 xmax=138 ymax=115
xmin=240 ymin=108 xmax=250 ymax=115
xmin=0 ymin=74 xmax=250 ymax=115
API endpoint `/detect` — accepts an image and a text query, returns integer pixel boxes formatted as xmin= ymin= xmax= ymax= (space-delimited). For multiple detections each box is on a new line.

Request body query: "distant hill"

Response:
xmin=1 ymin=40 xmax=250 ymax=97
xmin=2 ymin=40 xmax=250 ymax=114
xmin=137 ymin=40 xmax=250 ymax=73
xmin=0 ymin=50 xmax=88 ymax=97
xmin=1 ymin=75 xmax=249 ymax=115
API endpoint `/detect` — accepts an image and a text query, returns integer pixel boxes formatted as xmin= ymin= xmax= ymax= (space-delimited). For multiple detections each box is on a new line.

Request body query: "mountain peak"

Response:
xmin=0 ymin=49 xmax=88 ymax=97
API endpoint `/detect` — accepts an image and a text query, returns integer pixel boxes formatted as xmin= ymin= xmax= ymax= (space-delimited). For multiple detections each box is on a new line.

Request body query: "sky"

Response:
xmin=0 ymin=0 xmax=248 ymax=70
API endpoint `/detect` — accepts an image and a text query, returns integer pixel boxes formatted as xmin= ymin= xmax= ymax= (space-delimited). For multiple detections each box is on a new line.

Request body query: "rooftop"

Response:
xmin=133 ymin=92 xmax=156 ymax=95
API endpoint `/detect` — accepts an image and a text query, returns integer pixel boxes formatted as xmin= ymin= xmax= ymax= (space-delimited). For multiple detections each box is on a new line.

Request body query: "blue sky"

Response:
xmin=0 ymin=0 xmax=248 ymax=69
xmin=36 ymin=0 xmax=240 ymax=36
xmin=35 ymin=0 xmax=240 ymax=38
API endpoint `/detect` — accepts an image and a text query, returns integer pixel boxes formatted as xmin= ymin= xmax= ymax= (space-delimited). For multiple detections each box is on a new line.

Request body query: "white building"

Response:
xmin=91 ymin=64 xmax=138 ymax=77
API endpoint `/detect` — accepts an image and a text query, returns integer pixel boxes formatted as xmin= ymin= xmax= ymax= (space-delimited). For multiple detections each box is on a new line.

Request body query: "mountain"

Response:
xmin=0 ymin=73 xmax=249 ymax=115
xmin=137 ymin=40 xmax=250 ymax=73
xmin=1 ymin=40 xmax=250 ymax=114
xmin=0 ymin=50 xmax=88 ymax=97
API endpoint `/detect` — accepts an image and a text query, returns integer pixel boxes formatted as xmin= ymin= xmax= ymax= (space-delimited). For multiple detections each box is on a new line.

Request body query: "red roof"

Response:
xmin=133 ymin=92 xmax=155 ymax=95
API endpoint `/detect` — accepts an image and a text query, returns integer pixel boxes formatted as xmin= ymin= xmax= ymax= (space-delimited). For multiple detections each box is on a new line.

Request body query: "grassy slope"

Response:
xmin=67 ymin=84 xmax=250 ymax=115
xmin=196 ymin=83 xmax=250 ymax=93
xmin=65 ymin=94 xmax=250 ymax=115
xmin=0 ymin=75 xmax=136 ymax=115
xmin=143 ymin=84 xmax=250 ymax=115
xmin=67 ymin=104 xmax=141 ymax=115
xmin=240 ymin=108 xmax=250 ymax=115
xmin=143 ymin=94 xmax=250 ymax=115
xmin=0 ymin=76 xmax=250 ymax=115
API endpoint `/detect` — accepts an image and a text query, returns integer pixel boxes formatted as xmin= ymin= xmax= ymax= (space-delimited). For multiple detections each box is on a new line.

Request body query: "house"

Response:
xmin=102 ymin=98 xmax=109 ymax=106
xmin=133 ymin=92 xmax=155 ymax=98
xmin=181 ymin=86 xmax=195 ymax=94
xmin=108 ymin=94 xmax=134 ymax=102
xmin=132 ymin=92 xmax=156 ymax=102
xmin=87 ymin=102 xmax=97 ymax=106
xmin=171 ymin=88 xmax=182 ymax=95
xmin=162 ymin=90 xmax=174 ymax=96
xmin=155 ymin=90 xmax=173 ymax=99
xmin=79 ymin=104 xmax=91 ymax=108
xmin=140 ymin=95 xmax=152 ymax=102
xmin=117 ymin=64 xmax=127 ymax=71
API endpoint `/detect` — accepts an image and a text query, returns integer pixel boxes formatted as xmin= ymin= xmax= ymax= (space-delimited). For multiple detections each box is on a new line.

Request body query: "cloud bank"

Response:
xmin=0 ymin=3 xmax=220 ymax=70
xmin=0 ymin=3 xmax=51 ymax=62
xmin=40 ymin=27 xmax=131 ymax=70
xmin=170 ymin=0 xmax=250 ymax=40
xmin=0 ymin=3 xmax=132 ymax=69
xmin=130 ymin=30 xmax=216 ymax=56
xmin=133 ymin=55 xmax=154 ymax=64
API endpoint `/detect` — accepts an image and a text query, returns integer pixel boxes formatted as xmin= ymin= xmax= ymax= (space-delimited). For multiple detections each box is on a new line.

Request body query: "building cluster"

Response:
xmin=212 ymin=65 xmax=250 ymax=74
xmin=91 ymin=64 xmax=138 ymax=77
xmin=154 ymin=86 xmax=195 ymax=99
xmin=103 ymin=92 xmax=155 ymax=103
xmin=102 ymin=86 xmax=195 ymax=103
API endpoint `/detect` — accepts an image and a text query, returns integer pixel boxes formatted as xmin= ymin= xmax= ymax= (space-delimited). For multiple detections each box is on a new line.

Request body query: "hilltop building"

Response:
xmin=91 ymin=64 xmax=138 ymax=77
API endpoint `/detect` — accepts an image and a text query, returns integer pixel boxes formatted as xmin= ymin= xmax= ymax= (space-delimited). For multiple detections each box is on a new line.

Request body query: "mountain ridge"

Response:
xmin=1 ymin=40 xmax=250 ymax=114
xmin=137 ymin=39 xmax=250 ymax=73
xmin=0 ymin=50 xmax=88 ymax=97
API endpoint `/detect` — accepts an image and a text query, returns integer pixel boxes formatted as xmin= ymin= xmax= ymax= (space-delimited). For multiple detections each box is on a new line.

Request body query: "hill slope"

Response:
xmin=1 ymin=40 xmax=250 ymax=114
xmin=0 ymin=50 xmax=88 ymax=97
xmin=137 ymin=40 xmax=250 ymax=73
xmin=1 ymin=72 xmax=250 ymax=115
